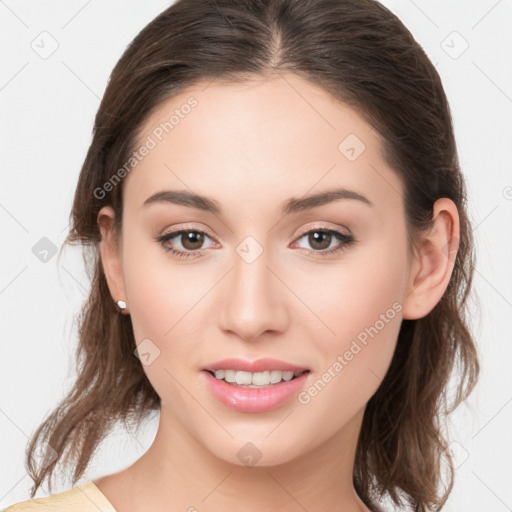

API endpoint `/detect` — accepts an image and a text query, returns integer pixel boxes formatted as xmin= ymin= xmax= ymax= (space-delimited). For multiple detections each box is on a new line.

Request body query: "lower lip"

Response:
xmin=202 ymin=371 xmax=310 ymax=413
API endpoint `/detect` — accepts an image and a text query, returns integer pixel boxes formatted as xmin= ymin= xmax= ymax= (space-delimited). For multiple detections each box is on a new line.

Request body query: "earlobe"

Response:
xmin=97 ymin=206 xmax=129 ymax=314
xmin=402 ymin=198 xmax=460 ymax=320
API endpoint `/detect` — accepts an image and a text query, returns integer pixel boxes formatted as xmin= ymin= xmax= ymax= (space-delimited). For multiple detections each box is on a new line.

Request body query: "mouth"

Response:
xmin=202 ymin=368 xmax=311 ymax=412
xmin=203 ymin=369 xmax=311 ymax=388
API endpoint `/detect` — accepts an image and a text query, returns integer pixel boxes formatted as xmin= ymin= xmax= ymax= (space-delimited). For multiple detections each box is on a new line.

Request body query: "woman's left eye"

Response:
xmin=293 ymin=228 xmax=355 ymax=257
xmin=155 ymin=227 xmax=354 ymax=259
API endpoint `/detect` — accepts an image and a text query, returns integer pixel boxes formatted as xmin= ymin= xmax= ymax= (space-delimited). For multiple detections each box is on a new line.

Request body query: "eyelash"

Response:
xmin=155 ymin=227 xmax=355 ymax=260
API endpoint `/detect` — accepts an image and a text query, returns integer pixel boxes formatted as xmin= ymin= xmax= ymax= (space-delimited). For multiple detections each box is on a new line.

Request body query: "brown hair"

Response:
xmin=25 ymin=1 xmax=480 ymax=510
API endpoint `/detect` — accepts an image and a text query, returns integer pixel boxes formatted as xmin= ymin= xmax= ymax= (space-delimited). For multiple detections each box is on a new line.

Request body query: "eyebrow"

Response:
xmin=142 ymin=187 xmax=374 ymax=215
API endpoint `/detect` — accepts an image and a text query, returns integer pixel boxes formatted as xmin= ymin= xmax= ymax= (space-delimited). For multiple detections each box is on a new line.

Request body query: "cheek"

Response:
xmin=121 ymin=234 xmax=205 ymax=340
xmin=120 ymin=238 xmax=206 ymax=410
xmin=297 ymin=230 xmax=406 ymax=336
xmin=342 ymin=247 xmax=405 ymax=339
xmin=305 ymin=236 xmax=406 ymax=404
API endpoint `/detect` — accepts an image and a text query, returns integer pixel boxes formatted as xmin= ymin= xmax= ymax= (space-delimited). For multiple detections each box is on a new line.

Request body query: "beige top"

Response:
xmin=1 ymin=482 xmax=117 ymax=512
xmin=2 ymin=481 xmax=386 ymax=512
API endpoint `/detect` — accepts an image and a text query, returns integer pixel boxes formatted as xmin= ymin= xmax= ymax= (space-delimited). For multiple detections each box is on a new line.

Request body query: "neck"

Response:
xmin=97 ymin=405 xmax=371 ymax=512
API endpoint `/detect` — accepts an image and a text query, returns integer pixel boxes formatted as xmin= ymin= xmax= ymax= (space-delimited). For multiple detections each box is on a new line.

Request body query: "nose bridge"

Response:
xmin=219 ymin=236 xmax=287 ymax=339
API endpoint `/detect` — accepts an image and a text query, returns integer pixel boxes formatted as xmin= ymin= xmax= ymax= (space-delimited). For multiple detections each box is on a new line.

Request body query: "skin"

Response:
xmin=94 ymin=72 xmax=459 ymax=512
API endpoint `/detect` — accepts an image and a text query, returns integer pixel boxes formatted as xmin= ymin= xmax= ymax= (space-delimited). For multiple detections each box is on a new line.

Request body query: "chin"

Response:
xmin=200 ymin=431 xmax=305 ymax=469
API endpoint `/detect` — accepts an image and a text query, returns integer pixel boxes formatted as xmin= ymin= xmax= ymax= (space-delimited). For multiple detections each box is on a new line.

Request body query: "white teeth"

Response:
xmin=235 ymin=371 xmax=253 ymax=385
xmin=253 ymin=370 xmax=271 ymax=385
xmin=211 ymin=369 xmax=303 ymax=386
xmin=224 ymin=370 xmax=236 ymax=383
xmin=270 ymin=370 xmax=283 ymax=384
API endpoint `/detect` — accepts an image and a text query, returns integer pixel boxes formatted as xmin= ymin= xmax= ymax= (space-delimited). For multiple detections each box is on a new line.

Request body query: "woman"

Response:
xmin=3 ymin=0 xmax=479 ymax=511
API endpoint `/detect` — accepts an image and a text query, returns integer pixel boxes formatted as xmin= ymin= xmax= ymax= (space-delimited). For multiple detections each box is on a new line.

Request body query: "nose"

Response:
xmin=218 ymin=245 xmax=289 ymax=341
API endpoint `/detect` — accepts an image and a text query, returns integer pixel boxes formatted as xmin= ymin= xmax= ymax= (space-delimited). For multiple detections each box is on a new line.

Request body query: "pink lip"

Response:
xmin=202 ymin=357 xmax=309 ymax=373
xmin=202 ymin=370 xmax=310 ymax=412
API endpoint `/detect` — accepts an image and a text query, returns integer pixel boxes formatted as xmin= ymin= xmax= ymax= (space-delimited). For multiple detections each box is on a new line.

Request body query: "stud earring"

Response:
xmin=116 ymin=300 xmax=127 ymax=311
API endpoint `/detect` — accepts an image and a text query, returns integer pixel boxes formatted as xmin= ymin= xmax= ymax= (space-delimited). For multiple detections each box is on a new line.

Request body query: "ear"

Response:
xmin=97 ymin=206 xmax=129 ymax=314
xmin=402 ymin=198 xmax=460 ymax=320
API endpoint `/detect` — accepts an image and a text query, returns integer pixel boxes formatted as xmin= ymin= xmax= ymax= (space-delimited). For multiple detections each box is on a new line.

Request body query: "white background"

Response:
xmin=1 ymin=1 xmax=511 ymax=510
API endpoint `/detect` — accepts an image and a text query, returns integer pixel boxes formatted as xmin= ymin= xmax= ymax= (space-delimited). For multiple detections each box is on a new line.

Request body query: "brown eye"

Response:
xmin=180 ymin=231 xmax=205 ymax=250
xmin=307 ymin=231 xmax=333 ymax=251
xmin=156 ymin=229 xmax=216 ymax=259
xmin=294 ymin=228 xmax=355 ymax=257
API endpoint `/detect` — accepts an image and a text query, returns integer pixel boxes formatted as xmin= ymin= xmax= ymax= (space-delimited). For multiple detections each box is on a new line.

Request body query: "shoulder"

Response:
xmin=1 ymin=482 xmax=117 ymax=512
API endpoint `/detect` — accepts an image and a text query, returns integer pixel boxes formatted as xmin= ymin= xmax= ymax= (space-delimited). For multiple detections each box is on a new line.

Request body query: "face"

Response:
xmin=105 ymin=73 xmax=413 ymax=466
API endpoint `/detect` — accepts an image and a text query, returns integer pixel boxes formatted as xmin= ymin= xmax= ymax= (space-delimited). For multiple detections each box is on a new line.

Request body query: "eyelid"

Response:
xmin=159 ymin=223 xmax=218 ymax=240
xmin=293 ymin=222 xmax=351 ymax=238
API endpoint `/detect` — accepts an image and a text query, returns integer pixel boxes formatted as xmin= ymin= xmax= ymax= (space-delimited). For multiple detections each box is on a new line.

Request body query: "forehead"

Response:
xmin=123 ymin=73 xmax=403 ymax=214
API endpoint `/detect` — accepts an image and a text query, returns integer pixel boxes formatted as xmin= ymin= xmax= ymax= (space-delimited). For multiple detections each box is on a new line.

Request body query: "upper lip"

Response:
xmin=202 ymin=358 xmax=310 ymax=373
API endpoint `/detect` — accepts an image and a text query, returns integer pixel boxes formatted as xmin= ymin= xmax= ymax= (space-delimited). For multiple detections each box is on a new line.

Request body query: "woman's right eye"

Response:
xmin=156 ymin=229 xmax=216 ymax=259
